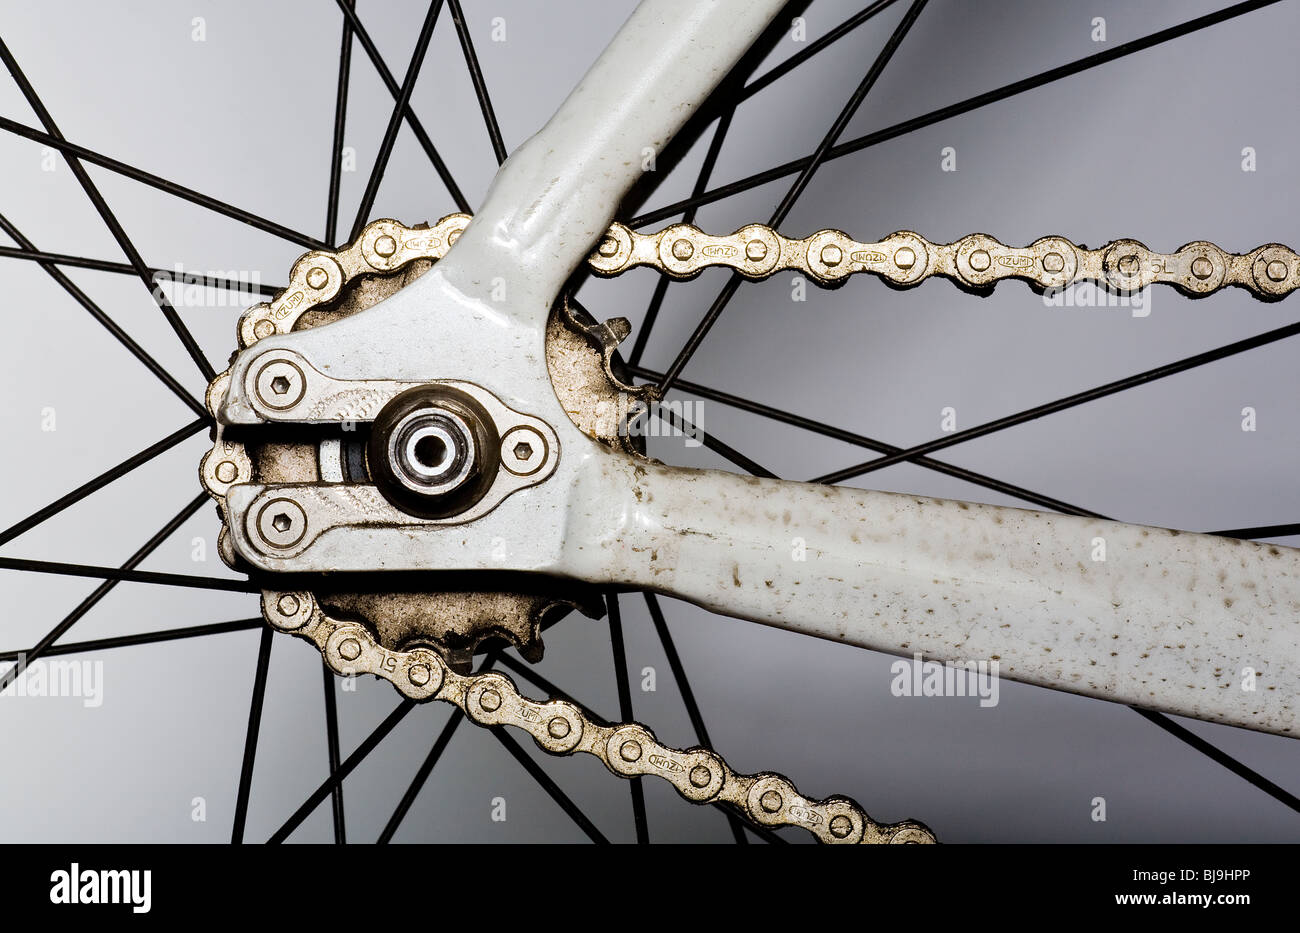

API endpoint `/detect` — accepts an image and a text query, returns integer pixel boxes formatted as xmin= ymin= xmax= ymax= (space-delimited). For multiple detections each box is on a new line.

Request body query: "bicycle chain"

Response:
xmin=258 ymin=587 xmax=933 ymax=843
xmin=588 ymin=221 xmax=1300 ymax=300
xmin=208 ymin=214 xmax=1295 ymax=843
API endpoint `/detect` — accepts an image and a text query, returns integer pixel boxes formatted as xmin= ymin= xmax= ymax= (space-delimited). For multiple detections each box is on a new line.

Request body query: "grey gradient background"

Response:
xmin=0 ymin=0 xmax=1297 ymax=842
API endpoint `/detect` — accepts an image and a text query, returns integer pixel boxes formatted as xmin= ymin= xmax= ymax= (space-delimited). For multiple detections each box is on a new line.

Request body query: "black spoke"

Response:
xmin=0 ymin=213 xmax=209 ymax=418
xmin=644 ymin=592 xmax=749 ymax=845
xmin=632 ymin=0 xmax=1284 ymax=227
xmin=496 ymin=654 xmax=582 ymax=707
xmin=349 ymin=0 xmax=446 ymax=241
xmin=448 ymin=0 xmax=507 ymax=165
xmin=376 ymin=709 xmax=466 ymax=844
xmin=627 ymin=109 xmax=735 ymax=368
xmin=656 ymin=0 xmax=930 ymax=394
xmin=0 ymin=618 xmax=262 ymax=663
xmin=231 ymin=626 xmax=274 ymax=844
xmin=325 ymin=0 xmax=355 ymax=246
xmin=0 ymin=417 xmax=208 ymax=547
xmin=269 ymin=698 xmax=418 ymax=844
xmin=0 ymin=40 xmax=216 ymax=382
xmin=322 ymin=666 xmax=347 ymax=844
xmin=738 ymin=0 xmax=903 ymax=103
xmin=632 ymin=364 xmax=1106 ymax=518
xmin=653 ymin=403 xmax=777 ymax=478
xmin=607 ymin=592 xmax=649 ymax=844
xmin=0 ymin=245 xmax=279 ymax=296
xmin=1134 ymin=709 xmax=1300 ymax=815
xmin=0 ymin=493 xmax=207 ymax=694
xmin=814 ymin=320 xmax=1300 ymax=485
xmin=0 ymin=556 xmax=257 ymax=593
xmin=491 ymin=727 xmax=610 ymax=844
xmin=374 ymin=653 xmax=496 ymax=843
xmin=333 ymin=0 xmax=471 ymax=214
xmin=0 ymin=116 xmax=326 ymax=251
xmin=1214 ymin=522 xmax=1300 ymax=540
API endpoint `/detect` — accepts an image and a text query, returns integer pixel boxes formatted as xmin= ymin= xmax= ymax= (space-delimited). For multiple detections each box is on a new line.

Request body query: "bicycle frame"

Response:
xmin=215 ymin=0 xmax=1299 ymax=738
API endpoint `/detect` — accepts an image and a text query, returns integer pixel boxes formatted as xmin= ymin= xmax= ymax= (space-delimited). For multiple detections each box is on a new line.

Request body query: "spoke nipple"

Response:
xmin=969 ymin=249 xmax=991 ymax=272
xmin=671 ymin=238 xmax=694 ymax=261
xmin=619 ymin=740 xmax=642 ymax=762
xmin=689 ymin=765 xmax=711 ymax=788
xmin=374 ymin=234 xmax=397 ymax=257
xmin=760 ymin=789 xmax=783 ymax=813
xmin=547 ymin=716 xmax=571 ymax=739
xmin=480 ymin=689 xmax=502 ymax=712
xmin=1042 ymin=251 xmax=1065 ymax=274
xmin=819 ymin=244 xmax=842 ymax=267
xmin=338 ymin=638 xmax=362 ymax=662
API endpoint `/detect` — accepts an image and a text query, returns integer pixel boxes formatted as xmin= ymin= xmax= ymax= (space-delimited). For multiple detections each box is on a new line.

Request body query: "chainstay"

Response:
xmin=259 ymin=589 xmax=935 ymax=844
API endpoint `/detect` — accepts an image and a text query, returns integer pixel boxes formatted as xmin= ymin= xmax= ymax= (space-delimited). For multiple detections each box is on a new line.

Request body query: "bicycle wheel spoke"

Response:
xmin=491 ymin=726 xmax=610 ymax=844
xmin=349 ymin=0 xmax=446 ymax=241
xmin=627 ymin=108 xmax=735 ymax=368
xmin=1215 ymin=522 xmax=1300 ymax=539
xmin=0 ymin=492 xmax=207 ymax=694
xmin=1134 ymin=709 xmax=1300 ymax=815
xmin=322 ymin=665 xmax=347 ymax=844
xmin=0 ymin=618 xmax=261 ymax=663
xmin=0 ymin=245 xmax=280 ymax=296
xmin=0 ymin=556 xmax=257 ymax=593
xmin=376 ymin=708 xmax=465 ymax=844
xmin=0 ymin=117 xmax=326 ymax=251
xmin=0 ymin=417 xmax=207 ymax=547
xmin=632 ymin=0 xmax=1284 ymax=227
xmin=644 ymin=592 xmax=749 ymax=845
xmin=606 ymin=592 xmax=649 ymax=844
xmin=268 ymin=698 xmax=418 ymax=844
xmin=653 ymin=403 xmax=777 ymax=478
xmin=814 ymin=319 xmax=1300 ymax=485
xmin=231 ymin=625 xmax=274 ymax=844
xmin=325 ymin=0 xmax=355 ymax=246
xmin=0 ymin=41 xmax=216 ymax=382
xmin=496 ymin=653 xmax=582 ymax=707
xmin=633 ymin=364 xmax=1106 ymax=517
xmin=739 ymin=0 xmax=902 ymax=103
xmin=448 ymin=0 xmax=507 ymax=165
xmin=333 ymin=0 xmax=471 ymax=213
xmin=656 ymin=0 xmax=930 ymax=394
xmin=0 ymin=213 xmax=209 ymax=418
